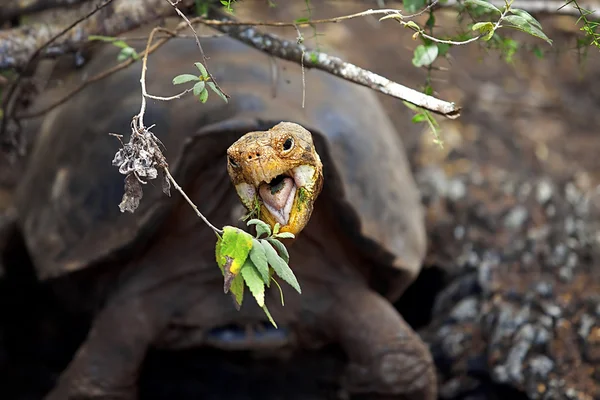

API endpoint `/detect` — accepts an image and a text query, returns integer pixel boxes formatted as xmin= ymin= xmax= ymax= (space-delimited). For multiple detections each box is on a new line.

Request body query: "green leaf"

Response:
xmin=247 ymin=218 xmax=271 ymax=238
xmin=266 ymin=238 xmax=289 ymax=263
xmin=403 ymin=0 xmax=426 ymax=13
xmin=229 ymin=273 xmax=244 ymax=309
xmin=193 ymin=81 xmax=206 ymax=97
xmin=533 ymin=45 xmax=544 ymax=59
xmin=503 ymin=15 xmax=552 ymax=45
xmin=508 ymin=8 xmax=543 ymax=30
xmin=412 ymin=44 xmax=439 ymax=67
xmin=206 ymin=81 xmax=228 ymax=103
xmin=404 ymin=21 xmax=420 ymax=31
xmin=437 ymin=43 xmax=451 ymax=56
xmin=173 ymin=74 xmax=200 ymax=85
xmin=241 ymin=260 xmax=265 ymax=307
xmin=272 ymin=223 xmax=280 ymax=236
xmin=249 ymin=238 xmax=270 ymax=283
xmin=260 ymin=239 xmax=301 ymax=294
xmin=215 ymin=226 xmax=253 ymax=276
xmin=472 ymin=21 xmax=494 ymax=33
xmin=412 ymin=113 xmax=427 ymax=123
xmin=274 ymin=232 xmax=295 ymax=239
xmin=261 ymin=303 xmax=278 ymax=328
xmin=294 ymin=17 xmax=310 ymax=24
xmin=198 ymin=88 xmax=209 ymax=103
xmin=463 ymin=0 xmax=501 ymax=13
xmin=194 ymin=62 xmax=208 ymax=78
xmin=117 ymin=47 xmax=137 ymax=62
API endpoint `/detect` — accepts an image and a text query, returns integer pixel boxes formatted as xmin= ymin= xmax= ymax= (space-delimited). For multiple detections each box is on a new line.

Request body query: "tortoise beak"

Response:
xmin=233 ymin=165 xmax=322 ymax=236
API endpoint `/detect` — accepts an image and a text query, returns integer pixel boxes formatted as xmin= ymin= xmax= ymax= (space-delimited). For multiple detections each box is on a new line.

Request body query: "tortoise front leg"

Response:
xmin=325 ymin=287 xmax=437 ymax=400
xmin=45 ymin=295 xmax=169 ymax=400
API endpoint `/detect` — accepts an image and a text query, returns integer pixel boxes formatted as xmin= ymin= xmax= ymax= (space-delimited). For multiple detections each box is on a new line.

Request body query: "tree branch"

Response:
xmin=0 ymin=0 xmax=194 ymax=71
xmin=0 ymin=0 xmax=95 ymax=24
xmin=208 ymin=13 xmax=461 ymax=118
xmin=441 ymin=0 xmax=599 ymax=18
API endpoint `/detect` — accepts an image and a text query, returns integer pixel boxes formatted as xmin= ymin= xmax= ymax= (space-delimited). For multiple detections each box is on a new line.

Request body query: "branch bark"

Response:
xmin=0 ymin=0 xmax=194 ymax=71
xmin=441 ymin=0 xmax=599 ymax=18
xmin=0 ymin=0 xmax=94 ymax=23
xmin=208 ymin=13 xmax=461 ymax=118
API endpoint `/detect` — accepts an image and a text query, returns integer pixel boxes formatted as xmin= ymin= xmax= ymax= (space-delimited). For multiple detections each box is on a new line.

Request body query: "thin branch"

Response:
xmin=441 ymin=0 xmax=600 ymax=18
xmin=164 ymin=168 xmax=223 ymax=234
xmin=208 ymin=14 xmax=461 ymax=118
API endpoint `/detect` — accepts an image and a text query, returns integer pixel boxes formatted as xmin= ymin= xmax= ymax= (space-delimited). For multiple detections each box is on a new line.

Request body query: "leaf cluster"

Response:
xmin=89 ymin=35 xmax=139 ymax=62
xmin=172 ymin=62 xmax=228 ymax=103
xmin=215 ymin=219 xmax=299 ymax=328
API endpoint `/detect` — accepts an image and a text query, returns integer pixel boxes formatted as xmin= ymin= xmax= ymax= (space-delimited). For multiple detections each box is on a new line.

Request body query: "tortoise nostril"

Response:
xmin=256 ymin=152 xmax=260 ymax=157
xmin=248 ymin=155 xmax=252 ymax=160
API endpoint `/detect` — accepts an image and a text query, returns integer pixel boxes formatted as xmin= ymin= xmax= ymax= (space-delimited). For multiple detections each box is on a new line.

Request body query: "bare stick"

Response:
xmin=210 ymin=18 xmax=461 ymax=118
xmin=164 ymin=168 xmax=223 ymax=234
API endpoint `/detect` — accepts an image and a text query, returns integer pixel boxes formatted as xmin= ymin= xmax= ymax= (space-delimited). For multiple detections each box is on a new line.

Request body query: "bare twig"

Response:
xmin=209 ymin=15 xmax=461 ymax=118
xmin=164 ymin=168 xmax=223 ymax=234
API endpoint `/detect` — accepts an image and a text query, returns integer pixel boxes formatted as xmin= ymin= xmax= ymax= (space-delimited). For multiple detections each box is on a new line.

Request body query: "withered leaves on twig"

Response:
xmin=111 ymin=117 xmax=169 ymax=213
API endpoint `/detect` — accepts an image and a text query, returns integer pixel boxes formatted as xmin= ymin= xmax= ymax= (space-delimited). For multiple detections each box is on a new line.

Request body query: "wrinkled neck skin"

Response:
xmin=110 ymin=158 xmax=368 ymax=352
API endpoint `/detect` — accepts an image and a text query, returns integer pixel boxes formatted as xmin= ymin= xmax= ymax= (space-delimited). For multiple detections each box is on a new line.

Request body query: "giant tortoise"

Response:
xmin=14 ymin=34 xmax=434 ymax=399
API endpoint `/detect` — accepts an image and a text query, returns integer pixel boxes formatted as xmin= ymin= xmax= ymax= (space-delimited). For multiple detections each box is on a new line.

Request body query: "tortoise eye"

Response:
xmin=228 ymin=155 xmax=239 ymax=168
xmin=282 ymin=137 xmax=294 ymax=152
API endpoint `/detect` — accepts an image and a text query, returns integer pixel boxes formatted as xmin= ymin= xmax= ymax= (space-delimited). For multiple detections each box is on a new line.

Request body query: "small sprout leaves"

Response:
xmin=247 ymin=218 xmax=271 ymax=238
xmin=249 ymin=238 xmax=270 ymax=283
xmin=412 ymin=44 xmax=439 ymax=67
xmin=241 ymin=260 xmax=265 ymax=307
xmin=463 ymin=0 xmax=501 ymax=14
xmin=173 ymin=74 xmax=200 ymax=85
xmin=194 ymin=62 xmax=208 ymax=78
xmin=261 ymin=239 xmax=301 ymax=294
xmin=117 ymin=47 xmax=138 ymax=62
xmin=193 ymin=81 xmax=206 ymax=97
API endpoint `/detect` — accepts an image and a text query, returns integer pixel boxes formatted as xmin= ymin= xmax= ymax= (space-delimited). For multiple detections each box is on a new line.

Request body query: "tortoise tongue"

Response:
xmin=258 ymin=176 xmax=296 ymax=225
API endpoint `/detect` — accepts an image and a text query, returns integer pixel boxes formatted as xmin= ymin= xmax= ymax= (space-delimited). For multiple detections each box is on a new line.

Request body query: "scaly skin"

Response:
xmin=226 ymin=122 xmax=324 ymax=236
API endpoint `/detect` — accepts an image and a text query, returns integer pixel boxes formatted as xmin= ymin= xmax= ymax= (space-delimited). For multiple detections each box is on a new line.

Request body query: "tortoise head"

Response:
xmin=226 ymin=122 xmax=324 ymax=236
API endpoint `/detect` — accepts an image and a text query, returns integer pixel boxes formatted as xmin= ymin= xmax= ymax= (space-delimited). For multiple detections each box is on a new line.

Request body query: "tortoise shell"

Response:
xmin=15 ymin=35 xmax=425 ymax=298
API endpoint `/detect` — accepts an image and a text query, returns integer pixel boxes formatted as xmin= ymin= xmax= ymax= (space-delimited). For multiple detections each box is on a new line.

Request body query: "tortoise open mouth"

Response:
xmin=236 ymin=165 xmax=317 ymax=227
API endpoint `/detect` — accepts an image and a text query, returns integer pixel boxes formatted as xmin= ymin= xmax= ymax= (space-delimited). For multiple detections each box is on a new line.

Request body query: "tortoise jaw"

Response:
xmin=258 ymin=175 xmax=297 ymax=226
xmin=234 ymin=165 xmax=318 ymax=234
